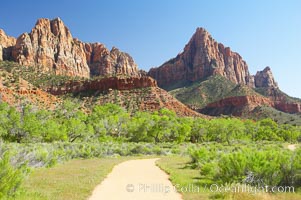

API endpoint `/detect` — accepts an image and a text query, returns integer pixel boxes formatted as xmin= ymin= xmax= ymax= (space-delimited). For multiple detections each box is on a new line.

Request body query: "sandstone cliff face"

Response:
xmin=10 ymin=18 xmax=139 ymax=78
xmin=148 ymin=28 xmax=254 ymax=89
xmin=47 ymin=76 xmax=157 ymax=95
xmin=12 ymin=18 xmax=90 ymax=77
xmin=254 ymin=67 xmax=278 ymax=88
xmin=85 ymin=44 xmax=139 ymax=77
xmin=0 ymin=29 xmax=16 ymax=61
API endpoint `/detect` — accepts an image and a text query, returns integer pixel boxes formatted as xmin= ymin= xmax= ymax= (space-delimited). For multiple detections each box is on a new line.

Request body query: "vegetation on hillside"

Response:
xmin=247 ymin=106 xmax=301 ymax=126
xmin=170 ymin=75 xmax=258 ymax=109
xmin=0 ymin=102 xmax=300 ymax=144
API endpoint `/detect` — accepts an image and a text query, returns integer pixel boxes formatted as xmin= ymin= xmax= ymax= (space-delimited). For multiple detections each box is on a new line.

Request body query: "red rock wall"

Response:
xmin=148 ymin=28 xmax=254 ymax=89
xmin=47 ymin=76 xmax=157 ymax=95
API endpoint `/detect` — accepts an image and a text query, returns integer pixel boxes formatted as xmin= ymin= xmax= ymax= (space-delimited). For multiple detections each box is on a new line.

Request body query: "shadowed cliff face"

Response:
xmin=148 ymin=28 xmax=255 ymax=90
xmin=0 ymin=18 xmax=138 ymax=78
xmin=0 ymin=29 xmax=16 ymax=61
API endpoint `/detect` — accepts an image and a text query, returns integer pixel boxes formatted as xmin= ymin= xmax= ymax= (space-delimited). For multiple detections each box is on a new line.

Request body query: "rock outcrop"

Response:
xmin=47 ymin=76 xmax=157 ymax=95
xmin=148 ymin=27 xmax=254 ymax=89
xmin=12 ymin=18 xmax=90 ymax=77
xmin=200 ymin=94 xmax=301 ymax=115
xmin=274 ymin=102 xmax=301 ymax=114
xmin=0 ymin=29 xmax=16 ymax=60
xmin=85 ymin=44 xmax=139 ymax=77
xmin=254 ymin=67 xmax=278 ymax=88
xmin=9 ymin=18 xmax=139 ymax=78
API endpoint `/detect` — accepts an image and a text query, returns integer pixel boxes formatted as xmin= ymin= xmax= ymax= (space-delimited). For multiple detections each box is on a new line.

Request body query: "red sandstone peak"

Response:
xmin=12 ymin=18 xmax=90 ymax=77
xmin=0 ymin=18 xmax=139 ymax=78
xmin=148 ymin=27 xmax=254 ymax=89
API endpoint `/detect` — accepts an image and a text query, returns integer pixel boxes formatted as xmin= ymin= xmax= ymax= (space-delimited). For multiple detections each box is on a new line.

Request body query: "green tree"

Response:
xmin=190 ymin=118 xmax=208 ymax=143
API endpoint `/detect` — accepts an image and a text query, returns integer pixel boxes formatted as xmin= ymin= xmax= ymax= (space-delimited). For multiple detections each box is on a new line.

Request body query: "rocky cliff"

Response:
xmin=0 ymin=29 xmax=16 ymax=61
xmin=200 ymin=94 xmax=301 ymax=115
xmin=254 ymin=67 xmax=278 ymax=88
xmin=12 ymin=18 xmax=90 ymax=77
xmin=2 ymin=18 xmax=138 ymax=78
xmin=148 ymin=28 xmax=254 ymax=89
xmin=47 ymin=76 xmax=157 ymax=95
xmin=85 ymin=44 xmax=139 ymax=77
xmin=149 ymin=27 xmax=301 ymax=115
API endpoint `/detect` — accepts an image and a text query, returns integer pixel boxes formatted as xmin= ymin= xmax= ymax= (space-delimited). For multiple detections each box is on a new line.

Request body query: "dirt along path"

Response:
xmin=288 ymin=144 xmax=297 ymax=151
xmin=88 ymin=158 xmax=182 ymax=200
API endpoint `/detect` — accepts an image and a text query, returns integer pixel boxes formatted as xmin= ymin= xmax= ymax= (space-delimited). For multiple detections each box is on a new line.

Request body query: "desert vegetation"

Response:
xmin=0 ymin=100 xmax=301 ymax=198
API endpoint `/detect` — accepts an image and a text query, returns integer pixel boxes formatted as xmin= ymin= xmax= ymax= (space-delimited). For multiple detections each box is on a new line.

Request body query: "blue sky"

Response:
xmin=1 ymin=0 xmax=301 ymax=97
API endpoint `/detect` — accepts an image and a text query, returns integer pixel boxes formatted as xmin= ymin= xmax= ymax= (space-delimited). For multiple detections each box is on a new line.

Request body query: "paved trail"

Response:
xmin=88 ymin=158 xmax=182 ymax=200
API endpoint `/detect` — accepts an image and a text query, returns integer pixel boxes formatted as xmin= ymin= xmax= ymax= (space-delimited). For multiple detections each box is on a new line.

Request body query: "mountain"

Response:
xmin=0 ymin=18 xmax=201 ymax=117
xmin=2 ymin=18 xmax=139 ymax=78
xmin=149 ymin=28 xmax=301 ymax=117
xmin=1 ymin=18 xmax=300 ymax=120
xmin=148 ymin=28 xmax=254 ymax=90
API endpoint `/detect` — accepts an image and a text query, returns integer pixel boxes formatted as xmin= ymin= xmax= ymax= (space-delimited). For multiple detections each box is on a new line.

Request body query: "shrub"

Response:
xmin=0 ymin=152 xmax=29 ymax=198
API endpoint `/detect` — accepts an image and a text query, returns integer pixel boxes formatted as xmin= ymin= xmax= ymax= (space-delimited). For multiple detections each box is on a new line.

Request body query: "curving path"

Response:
xmin=88 ymin=158 xmax=182 ymax=200
xmin=288 ymin=144 xmax=297 ymax=151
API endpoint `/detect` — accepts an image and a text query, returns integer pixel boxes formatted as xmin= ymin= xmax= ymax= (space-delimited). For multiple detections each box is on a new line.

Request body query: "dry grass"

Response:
xmin=14 ymin=157 xmax=135 ymax=200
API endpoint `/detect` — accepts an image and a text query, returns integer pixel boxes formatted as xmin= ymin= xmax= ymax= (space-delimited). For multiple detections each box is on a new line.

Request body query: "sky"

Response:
xmin=1 ymin=0 xmax=300 ymax=97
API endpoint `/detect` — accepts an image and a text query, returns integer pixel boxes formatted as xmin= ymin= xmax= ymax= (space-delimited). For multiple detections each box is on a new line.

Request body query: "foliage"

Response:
xmin=0 ymin=102 xmax=300 ymax=144
xmin=169 ymin=75 xmax=256 ymax=109
xmin=0 ymin=152 xmax=29 ymax=198
xmin=188 ymin=144 xmax=301 ymax=189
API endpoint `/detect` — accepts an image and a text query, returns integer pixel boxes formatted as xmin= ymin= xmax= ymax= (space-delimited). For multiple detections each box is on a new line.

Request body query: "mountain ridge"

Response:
xmin=1 ymin=18 xmax=300 ymax=119
xmin=1 ymin=18 xmax=139 ymax=78
xmin=148 ymin=27 xmax=301 ymax=116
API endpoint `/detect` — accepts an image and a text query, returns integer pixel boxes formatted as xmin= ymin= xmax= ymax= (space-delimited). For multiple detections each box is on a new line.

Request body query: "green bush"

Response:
xmin=189 ymin=145 xmax=301 ymax=188
xmin=0 ymin=152 xmax=29 ymax=198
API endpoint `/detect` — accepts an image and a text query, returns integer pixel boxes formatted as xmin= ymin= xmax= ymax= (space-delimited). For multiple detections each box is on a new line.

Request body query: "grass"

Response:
xmin=157 ymin=156 xmax=301 ymax=200
xmin=14 ymin=157 xmax=137 ymax=200
xmin=157 ymin=156 xmax=210 ymax=200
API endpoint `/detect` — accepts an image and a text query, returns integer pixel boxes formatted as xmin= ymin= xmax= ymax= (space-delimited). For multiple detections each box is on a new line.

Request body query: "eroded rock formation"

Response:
xmin=85 ymin=44 xmax=139 ymax=77
xmin=148 ymin=28 xmax=255 ymax=89
xmin=254 ymin=67 xmax=278 ymax=88
xmin=0 ymin=29 xmax=16 ymax=60
xmin=12 ymin=18 xmax=90 ymax=77
xmin=7 ymin=18 xmax=138 ymax=78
